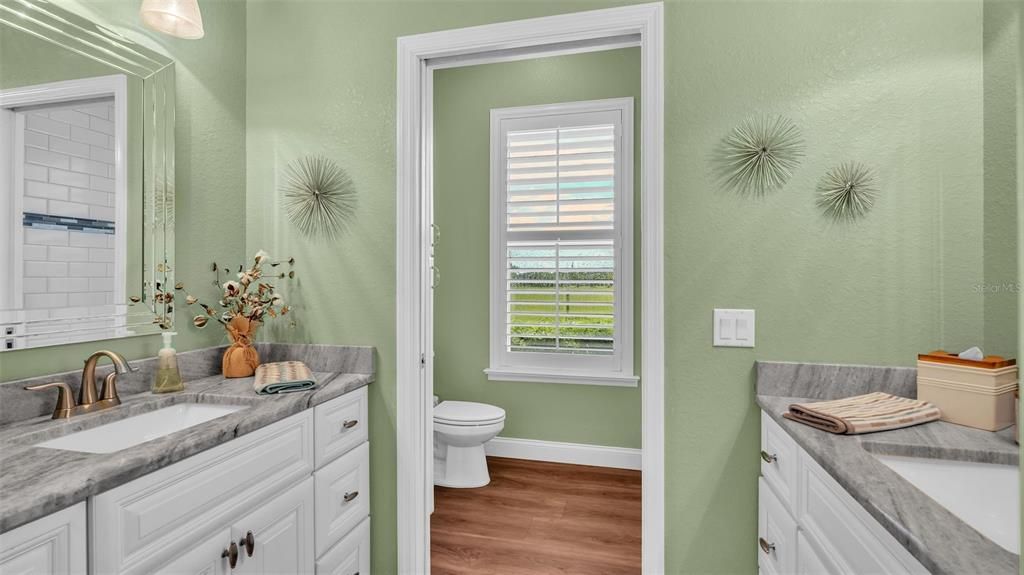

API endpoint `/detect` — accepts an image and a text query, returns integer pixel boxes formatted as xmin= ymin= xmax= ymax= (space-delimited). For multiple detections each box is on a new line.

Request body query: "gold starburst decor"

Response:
xmin=281 ymin=155 xmax=357 ymax=239
xmin=816 ymin=162 xmax=878 ymax=221
xmin=716 ymin=115 xmax=805 ymax=196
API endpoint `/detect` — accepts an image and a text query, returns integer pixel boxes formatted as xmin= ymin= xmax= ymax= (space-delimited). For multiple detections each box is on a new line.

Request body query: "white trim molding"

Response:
xmin=396 ymin=4 xmax=664 ymax=574
xmin=486 ymin=437 xmax=642 ymax=470
xmin=484 ymin=367 xmax=639 ymax=387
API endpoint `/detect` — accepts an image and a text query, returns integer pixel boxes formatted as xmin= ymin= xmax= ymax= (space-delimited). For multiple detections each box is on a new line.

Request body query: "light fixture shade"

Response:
xmin=140 ymin=0 xmax=205 ymax=40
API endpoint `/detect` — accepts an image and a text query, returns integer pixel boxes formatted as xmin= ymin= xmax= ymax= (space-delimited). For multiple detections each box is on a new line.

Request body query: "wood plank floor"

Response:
xmin=431 ymin=457 xmax=641 ymax=575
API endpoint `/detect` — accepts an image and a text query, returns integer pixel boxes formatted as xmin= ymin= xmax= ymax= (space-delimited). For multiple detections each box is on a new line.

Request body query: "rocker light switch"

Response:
xmin=714 ymin=309 xmax=755 ymax=348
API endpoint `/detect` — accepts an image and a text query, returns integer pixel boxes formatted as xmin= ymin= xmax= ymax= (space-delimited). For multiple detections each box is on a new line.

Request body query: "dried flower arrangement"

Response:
xmin=139 ymin=251 xmax=297 ymax=377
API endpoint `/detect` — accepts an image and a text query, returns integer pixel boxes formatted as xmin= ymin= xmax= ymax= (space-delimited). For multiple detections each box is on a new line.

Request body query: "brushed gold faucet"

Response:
xmin=25 ymin=350 xmax=137 ymax=419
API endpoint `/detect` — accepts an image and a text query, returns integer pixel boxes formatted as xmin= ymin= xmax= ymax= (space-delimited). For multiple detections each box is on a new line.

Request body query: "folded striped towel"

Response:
xmin=253 ymin=361 xmax=317 ymax=395
xmin=783 ymin=392 xmax=940 ymax=434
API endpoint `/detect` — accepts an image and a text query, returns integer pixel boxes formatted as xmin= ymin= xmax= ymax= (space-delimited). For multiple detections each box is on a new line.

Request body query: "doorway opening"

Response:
xmin=396 ymin=4 xmax=665 ymax=573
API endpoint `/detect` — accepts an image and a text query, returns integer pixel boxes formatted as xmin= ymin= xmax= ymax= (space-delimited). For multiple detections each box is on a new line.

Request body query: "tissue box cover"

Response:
xmin=917 ymin=351 xmax=1018 ymax=431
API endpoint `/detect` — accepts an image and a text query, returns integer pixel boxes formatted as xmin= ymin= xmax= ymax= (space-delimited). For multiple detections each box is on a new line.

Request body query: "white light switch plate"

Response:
xmin=713 ymin=309 xmax=755 ymax=348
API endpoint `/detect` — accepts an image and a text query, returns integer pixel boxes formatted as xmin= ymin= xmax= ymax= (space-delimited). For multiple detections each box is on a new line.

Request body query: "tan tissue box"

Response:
xmin=916 ymin=351 xmax=1018 ymax=432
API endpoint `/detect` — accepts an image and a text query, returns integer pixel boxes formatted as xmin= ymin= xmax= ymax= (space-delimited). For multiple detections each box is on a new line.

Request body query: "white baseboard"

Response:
xmin=484 ymin=436 xmax=641 ymax=470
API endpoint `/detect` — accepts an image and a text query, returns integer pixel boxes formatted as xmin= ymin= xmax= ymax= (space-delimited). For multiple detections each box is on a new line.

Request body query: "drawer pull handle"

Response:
xmin=758 ymin=537 xmax=776 ymax=554
xmin=222 ymin=542 xmax=239 ymax=569
xmin=342 ymin=419 xmax=359 ymax=430
xmin=240 ymin=531 xmax=255 ymax=557
xmin=343 ymin=491 xmax=359 ymax=503
xmin=760 ymin=450 xmax=778 ymax=463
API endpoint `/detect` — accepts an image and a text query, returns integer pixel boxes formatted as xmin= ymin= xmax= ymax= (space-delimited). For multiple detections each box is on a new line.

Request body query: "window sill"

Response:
xmin=484 ymin=368 xmax=639 ymax=388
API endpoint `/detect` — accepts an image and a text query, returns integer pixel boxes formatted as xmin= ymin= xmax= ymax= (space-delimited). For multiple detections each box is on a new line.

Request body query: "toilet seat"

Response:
xmin=433 ymin=400 xmax=505 ymax=426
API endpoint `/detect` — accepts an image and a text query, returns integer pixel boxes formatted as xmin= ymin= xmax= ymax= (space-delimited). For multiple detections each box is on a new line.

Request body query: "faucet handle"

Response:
xmin=99 ymin=372 xmax=121 ymax=403
xmin=24 ymin=382 xmax=77 ymax=419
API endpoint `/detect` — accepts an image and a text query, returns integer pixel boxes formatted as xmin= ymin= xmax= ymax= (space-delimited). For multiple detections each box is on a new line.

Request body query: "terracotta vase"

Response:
xmin=223 ymin=316 xmax=260 ymax=378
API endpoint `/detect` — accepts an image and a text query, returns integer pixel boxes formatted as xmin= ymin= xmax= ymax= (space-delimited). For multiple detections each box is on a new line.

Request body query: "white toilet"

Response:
xmin=433 ymin=400 xmax=506 ymax=488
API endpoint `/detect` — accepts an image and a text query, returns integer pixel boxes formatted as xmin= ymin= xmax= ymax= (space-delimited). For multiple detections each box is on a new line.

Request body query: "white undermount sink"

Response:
xmin=875 ymin=454 xmax=1019 ymax=554
xmin=35 ymin=403 xmax=247 ymax=454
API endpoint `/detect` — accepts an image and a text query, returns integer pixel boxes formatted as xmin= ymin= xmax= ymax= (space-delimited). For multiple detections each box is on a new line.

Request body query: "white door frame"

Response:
xmin=0 ymin=74 xmax=129 ymax=312
xmin=396 ymin=4 xmax=665 ymax=573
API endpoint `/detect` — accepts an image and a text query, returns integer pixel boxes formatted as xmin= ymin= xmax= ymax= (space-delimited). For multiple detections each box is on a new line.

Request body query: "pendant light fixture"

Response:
xmin=140 ymin=0 xmax=205 ymax=40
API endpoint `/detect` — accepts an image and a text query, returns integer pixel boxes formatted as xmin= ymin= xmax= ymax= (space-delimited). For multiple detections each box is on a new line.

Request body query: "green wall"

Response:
xmin=2 ymin=1 xmax=1016 ymax=574
xmin=245 ymin=2 xmax=1004 ymax=573
xmin=985 ymin=0 xmax=1021 ymax=358
xmin=0 ymin=0 xmax=247 ymax=382
xmin=432 ymin=48 xmax=642 ymax=449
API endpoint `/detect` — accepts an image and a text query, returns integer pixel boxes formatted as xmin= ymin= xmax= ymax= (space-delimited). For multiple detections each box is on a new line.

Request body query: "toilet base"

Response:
xmin=434 ymin=443 xmax=491 ymax=488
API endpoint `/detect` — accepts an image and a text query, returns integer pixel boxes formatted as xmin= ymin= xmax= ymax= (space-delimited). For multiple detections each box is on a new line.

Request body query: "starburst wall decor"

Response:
xmin=816 ymin=162 xmax=878 ymax=222
xmin=715 ymin=115 xmax=805 ymax=197
xmin=281 ymin=155 xmax=358 ymax=239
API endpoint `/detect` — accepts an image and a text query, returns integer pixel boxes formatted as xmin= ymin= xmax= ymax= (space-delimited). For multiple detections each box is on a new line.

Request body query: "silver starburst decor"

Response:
xmin=716 ymin=115 xmax=805 ymax=196
xmin=816 ymin=162 xmax=878 ymax=221
xmin=281 ymin=155 xmax=357 ymax=239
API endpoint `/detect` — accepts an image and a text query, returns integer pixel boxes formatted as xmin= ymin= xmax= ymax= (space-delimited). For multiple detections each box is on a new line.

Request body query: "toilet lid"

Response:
xmin=434 ymin=401 xmax=506 ymax=425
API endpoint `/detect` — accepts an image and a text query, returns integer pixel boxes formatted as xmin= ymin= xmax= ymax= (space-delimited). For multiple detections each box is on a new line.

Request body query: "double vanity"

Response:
xmin=756 ymin=361 xmax=1019 ymax=575
xmin=0 ymin=343 xmax=374 ymax=575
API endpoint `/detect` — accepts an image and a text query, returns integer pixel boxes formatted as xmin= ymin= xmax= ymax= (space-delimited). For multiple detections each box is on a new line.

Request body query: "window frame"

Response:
xmin=485 ymin=97 xmax=637 ymax=387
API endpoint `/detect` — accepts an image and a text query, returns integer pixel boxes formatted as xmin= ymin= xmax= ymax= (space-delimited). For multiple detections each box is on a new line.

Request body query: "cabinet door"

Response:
xmin=152 ymin=528 xmax=230 ymax=575
xmin=0 ymin=503 xmax=86 ymax=575
xmin=233 ymin=477 xmax=315 ymax=575
xmin=795 ymin=531 xmax=836 ymax=575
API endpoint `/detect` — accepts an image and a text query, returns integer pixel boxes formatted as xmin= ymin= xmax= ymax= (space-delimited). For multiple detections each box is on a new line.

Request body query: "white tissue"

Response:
xmin=958 ymin=346 xmax=984 ymax=361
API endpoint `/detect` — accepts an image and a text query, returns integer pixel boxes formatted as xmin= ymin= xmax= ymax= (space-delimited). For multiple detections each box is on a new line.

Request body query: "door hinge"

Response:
xmin=420 ymin=353 xmax=426 ymax=368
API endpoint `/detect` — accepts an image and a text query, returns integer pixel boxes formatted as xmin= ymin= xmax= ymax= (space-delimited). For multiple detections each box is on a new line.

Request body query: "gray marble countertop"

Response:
xmin=0 ymin=369 xmax=372 ymax=533
xmin=758 ymin=394 xmax=1018 ymax=574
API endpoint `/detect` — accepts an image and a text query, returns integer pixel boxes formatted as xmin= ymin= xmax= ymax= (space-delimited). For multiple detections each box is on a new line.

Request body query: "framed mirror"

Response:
xmin=0 ymin=0 xmax=174 ymax=350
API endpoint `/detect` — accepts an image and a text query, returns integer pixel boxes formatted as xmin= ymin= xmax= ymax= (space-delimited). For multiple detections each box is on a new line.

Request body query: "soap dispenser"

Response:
xmin=153 ymin=331 xmax=184 ymax=393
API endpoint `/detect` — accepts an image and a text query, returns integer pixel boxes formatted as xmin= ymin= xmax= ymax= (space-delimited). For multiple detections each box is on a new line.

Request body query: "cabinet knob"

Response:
xmin=758 ymin=537 xmax=776 ymax=554
xmin=342 ymin=419 xmax=359 ymax=430
xmin=240 ymin=531 xmax=255 ymax=557
xmin=222 ymin=541 xmax=239 ymax=568
xmin=343 ymin=490 xmax=359 ymax=503
xmin=760 ymin=450 xmax=778 ymax=463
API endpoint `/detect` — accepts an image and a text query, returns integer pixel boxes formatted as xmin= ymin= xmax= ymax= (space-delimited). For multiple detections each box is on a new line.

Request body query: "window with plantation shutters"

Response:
xmin=486 ymin=99 xmax=637 ymax=387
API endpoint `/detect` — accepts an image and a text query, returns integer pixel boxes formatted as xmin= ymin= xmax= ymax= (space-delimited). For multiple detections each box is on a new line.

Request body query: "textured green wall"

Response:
xmin=432 ymin=48 xmax=642 ymax=449
xmin=985 ymin=0 xmax=1020 ymax=358
xmin=0 ymin=0 xmax=247 ymax=382
xmin=245 ymin=1 xmax=999 ymax=573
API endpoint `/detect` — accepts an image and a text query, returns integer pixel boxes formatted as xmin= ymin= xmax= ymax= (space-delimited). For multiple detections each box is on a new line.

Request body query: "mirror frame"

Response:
xmin=0 ymin=0 xmax=174 ymax=349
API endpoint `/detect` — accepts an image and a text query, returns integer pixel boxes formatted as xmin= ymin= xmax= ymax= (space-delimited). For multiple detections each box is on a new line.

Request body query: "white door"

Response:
xmin=152 ymin=528 xmax=230 ymax=575
xmin=232 ymin=477 xmax=315 ymax=575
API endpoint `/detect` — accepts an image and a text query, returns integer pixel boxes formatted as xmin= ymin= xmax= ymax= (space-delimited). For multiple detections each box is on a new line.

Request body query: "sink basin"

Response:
xmin=35 ymin=403 xmax=247 ymax=454
xmin=875 ymin=454 xmax=1019 ymax=553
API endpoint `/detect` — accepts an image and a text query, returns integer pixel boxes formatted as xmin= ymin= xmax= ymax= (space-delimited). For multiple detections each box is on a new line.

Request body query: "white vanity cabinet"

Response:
xmin=0 ymin=386 xmax=376 ymax=575
xmin=758 ymin=412 xmax=928 ymax=575
xmin=0 ymin=502 xmax=86 ymax=575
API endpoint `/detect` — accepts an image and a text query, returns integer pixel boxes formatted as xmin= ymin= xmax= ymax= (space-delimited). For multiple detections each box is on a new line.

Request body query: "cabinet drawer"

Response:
xmin=316 ymin=517 xmax=370 ymax=575
xmin=761 ymin=412 xmax=799 ymax=509
xmin=797 ymin=452 xmax=927 ymax=575
xmin=315 ymin=387 xmax=368 ymax=469
xmin=91 ymin=410 xmax=314 ymax=575
xmin=0 ymin=502 xmax=86 ymax=575
xmin=315 ymin=441 xmax=370 ymax=557
xmin=758 ymin=478 xmax=797 ymax=575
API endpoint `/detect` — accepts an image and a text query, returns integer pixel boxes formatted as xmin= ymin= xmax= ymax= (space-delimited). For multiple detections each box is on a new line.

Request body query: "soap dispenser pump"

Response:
xmin=153 ymin=331 xmax=184 ymax=393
